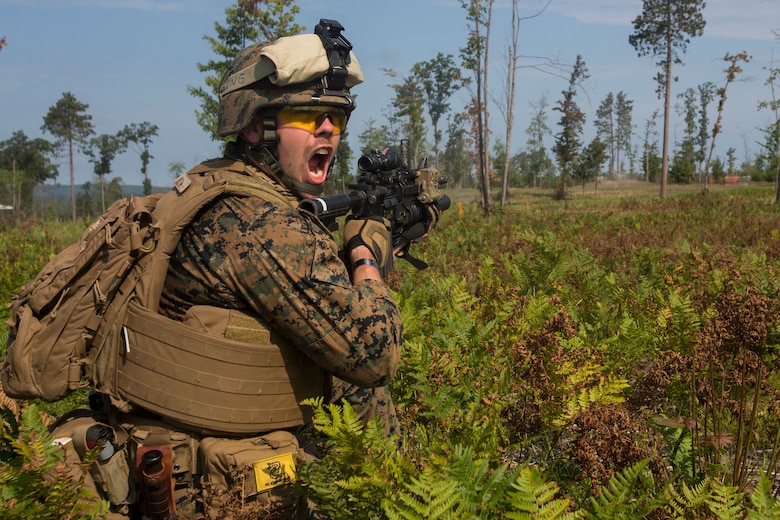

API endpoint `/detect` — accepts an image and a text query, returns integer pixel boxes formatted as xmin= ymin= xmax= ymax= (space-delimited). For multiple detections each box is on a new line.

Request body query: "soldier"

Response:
xmin=157 ymin=21 xmax=407 ymax=439
xmin=42 ymin=20 xmax=444 ymax=520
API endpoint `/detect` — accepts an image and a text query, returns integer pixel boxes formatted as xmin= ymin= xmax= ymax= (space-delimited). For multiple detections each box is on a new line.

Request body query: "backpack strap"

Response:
xmin=140 ymin=159 xmax=297 ymax=310
xmin=183 ymin=158 xmax=294 ymax=207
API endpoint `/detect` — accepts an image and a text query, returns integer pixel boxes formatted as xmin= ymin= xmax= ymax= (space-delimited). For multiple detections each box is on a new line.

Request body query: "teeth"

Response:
xmin=315 ymin=149 xmax=328 ymax=155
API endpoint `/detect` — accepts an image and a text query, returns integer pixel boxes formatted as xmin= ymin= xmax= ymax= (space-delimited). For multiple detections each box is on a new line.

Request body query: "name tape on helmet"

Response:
xmin=220 ymin=34 xmax=363 ymax=98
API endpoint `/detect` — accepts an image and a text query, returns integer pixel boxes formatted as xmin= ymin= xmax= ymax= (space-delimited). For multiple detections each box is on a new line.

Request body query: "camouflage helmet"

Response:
xmin=217 ymin=20 xmax=364 ymax=137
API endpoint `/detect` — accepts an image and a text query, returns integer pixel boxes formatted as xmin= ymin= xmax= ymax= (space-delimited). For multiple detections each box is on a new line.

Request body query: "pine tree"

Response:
xmin=41 ymin=92 xmax=95 ymax=221
xmin=629 ymin=0 xmax=706 ymax=197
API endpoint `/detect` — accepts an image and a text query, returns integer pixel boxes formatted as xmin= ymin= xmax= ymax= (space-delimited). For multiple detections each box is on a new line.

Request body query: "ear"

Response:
xmin=239 ymin=118 xmax=262 ymax=145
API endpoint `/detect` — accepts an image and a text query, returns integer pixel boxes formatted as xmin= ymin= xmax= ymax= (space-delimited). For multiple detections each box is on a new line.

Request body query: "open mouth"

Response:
xmin=308 ymin=147 xmax=331 ymax=183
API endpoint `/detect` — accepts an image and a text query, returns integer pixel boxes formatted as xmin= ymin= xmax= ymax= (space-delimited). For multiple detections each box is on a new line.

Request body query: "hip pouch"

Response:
xmin=198 ymin=430 xmax=311 ymax=519
xmin=50 ymin=410 xmax=136 ymax=514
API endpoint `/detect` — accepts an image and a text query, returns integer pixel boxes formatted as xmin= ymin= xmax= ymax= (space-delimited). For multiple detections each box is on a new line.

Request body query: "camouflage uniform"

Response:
xmin=158 ymin=160 xmax=403 ymax=437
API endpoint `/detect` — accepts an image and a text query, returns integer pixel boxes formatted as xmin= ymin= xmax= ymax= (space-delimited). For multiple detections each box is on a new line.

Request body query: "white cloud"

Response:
xmin=548 ymin=0 xmax=780 ymax=42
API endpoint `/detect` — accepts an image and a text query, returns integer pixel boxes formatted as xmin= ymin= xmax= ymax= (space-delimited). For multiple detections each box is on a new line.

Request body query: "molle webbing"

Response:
xmin=117 ymin=303 xmax=322 ymax=435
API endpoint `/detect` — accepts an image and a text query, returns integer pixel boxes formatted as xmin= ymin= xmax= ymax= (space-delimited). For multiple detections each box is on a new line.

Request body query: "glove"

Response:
xmin=343 ymin=216 xmax=393 ymax=275
xmin=400 ymin=203 xmax=441 ymax=243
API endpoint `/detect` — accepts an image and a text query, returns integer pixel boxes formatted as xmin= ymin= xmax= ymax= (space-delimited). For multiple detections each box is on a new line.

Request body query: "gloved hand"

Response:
xmin=400 ymin=203 xmax=441 ymax=243
xmin=343 ymin=216 xmax=393 ymax=275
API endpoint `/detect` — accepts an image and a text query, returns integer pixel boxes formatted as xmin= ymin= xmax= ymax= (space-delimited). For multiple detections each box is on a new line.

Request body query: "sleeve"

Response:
xmin=201 ymin=195 xmax=402 ymax=388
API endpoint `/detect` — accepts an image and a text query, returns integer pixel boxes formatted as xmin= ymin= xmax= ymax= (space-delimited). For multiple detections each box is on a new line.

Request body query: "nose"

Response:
xmin=315 ymin=114 xmax=337 ymax=136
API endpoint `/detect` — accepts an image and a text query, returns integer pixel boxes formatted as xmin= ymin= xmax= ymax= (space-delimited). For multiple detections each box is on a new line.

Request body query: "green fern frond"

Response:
xmin=705 ymin=479 xmax=744 ymax=520
xmin=0 ymin=404 xmax=108 ymax=519
xmin=299 ymin=398 xmax=419 ymax=518
xmin=656 ymin=422 xmax=694 ymax=478
xmin=383 ymin=469 xmax=465 ymax=520
xmin=665 ymin=478 xmax=712 ymax=517
xmin=444 ymin=445 xmax=516 ymax=517
xmin=554 ymin=375 xmax=630 ymax=427
xmin=505 ymin=466 xmax=584 ymax=520
xmin=302 ymin=396 xmax=365 ymax=441
xmin=556 ymin=361 xmax=601 ymax=382
xmin=585 ymin=459 xmax=663 ymax=519
xmin=747 ymin=475 xmax=780 ymax=519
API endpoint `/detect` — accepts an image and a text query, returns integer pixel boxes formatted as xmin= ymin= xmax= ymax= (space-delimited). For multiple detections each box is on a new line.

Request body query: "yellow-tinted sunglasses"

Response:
xmin=277 ymin=106 xmax=347 ymax=135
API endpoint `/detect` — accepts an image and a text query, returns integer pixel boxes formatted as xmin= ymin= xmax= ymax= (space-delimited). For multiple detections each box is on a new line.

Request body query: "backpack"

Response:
xmin=2 ymin=159 xmax=296 ymax=406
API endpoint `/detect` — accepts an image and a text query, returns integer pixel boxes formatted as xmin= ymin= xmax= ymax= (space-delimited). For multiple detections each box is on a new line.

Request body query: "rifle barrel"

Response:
xmin=298 ymin=191 xmax=367 ymax=219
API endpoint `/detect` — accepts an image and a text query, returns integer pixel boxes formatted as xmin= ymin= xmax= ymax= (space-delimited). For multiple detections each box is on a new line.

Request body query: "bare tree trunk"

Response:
xmin=500 ymin=0 xmax=520 ymax=209
xmin=660 ymin=41 xmax=672 ymax=198
xmin=775 ymin=145 xmax=780 ymax=203
xmin=479 ymin=0 xmax=494 ymax=214
xmin=69 ymin=137 xmax=76 ymax=221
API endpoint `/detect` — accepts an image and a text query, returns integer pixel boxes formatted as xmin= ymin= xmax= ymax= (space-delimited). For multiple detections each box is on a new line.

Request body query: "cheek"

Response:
xmin=277 ymin=128 xmax=306 ymax=156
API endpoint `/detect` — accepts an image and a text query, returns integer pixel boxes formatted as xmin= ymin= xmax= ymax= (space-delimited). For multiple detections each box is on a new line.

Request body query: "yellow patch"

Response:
xmin=253 ymin=452 xmax=296 ymax=492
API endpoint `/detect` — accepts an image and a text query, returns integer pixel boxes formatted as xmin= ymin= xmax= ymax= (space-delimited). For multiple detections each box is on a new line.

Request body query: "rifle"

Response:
xmin=298 ymin=140 xmax=451 ymax=270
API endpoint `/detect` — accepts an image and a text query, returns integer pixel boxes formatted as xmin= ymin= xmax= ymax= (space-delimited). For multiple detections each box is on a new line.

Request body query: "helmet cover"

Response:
xmin=218 ymin=32 xmax=363 ymax=137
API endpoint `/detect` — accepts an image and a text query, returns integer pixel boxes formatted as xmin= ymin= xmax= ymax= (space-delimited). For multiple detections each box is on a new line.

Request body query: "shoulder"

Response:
xmin=186 ymin=158 xmax=297 ymax=206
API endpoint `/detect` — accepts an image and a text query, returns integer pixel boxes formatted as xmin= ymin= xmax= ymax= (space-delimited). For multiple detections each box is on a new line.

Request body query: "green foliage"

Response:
xmin=299 ymin=397 xmax=414 ymax=517
xmin=0 ymin=405 xmax=108 ymax=519
xmin=5 ymin=186 xmax=780 ymax=516
xmin=584 ymin=460 xmax=664 ymax=519
xmin=0 ymin=131 xmax=58 ymax=215
xmin=553 ymin=55 xmax=590 ymax=197
xmin=664 ymin=477 xmax=750 ymax=519
xmin=553 ymin=374 xmax=629 ymax=427
xmin=40 ymin=91 xmax=95 ymax=221
xmin=302 ymin=399 xmax=585 ymax=519
xmin=505 ymin=466 xmax=583 ymax=520
xmin=746 ymin=476 xmax=780 ymax=519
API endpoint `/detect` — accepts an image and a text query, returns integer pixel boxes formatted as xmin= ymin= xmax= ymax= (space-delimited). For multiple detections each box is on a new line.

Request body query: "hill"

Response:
xmin=34 ymin=183 xmax=170 ymax=202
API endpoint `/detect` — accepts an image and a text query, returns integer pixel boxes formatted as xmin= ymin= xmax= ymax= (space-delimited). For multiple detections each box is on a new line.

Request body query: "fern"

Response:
xmin=705 ymin=480 xmax=744 ymax=520
xmin=746 ymin=475 xmax=780 ymax=519
xmin=584 ymin=459 xmax=664 ymax=519
xmin=665 ymin=479 xmax=714 ymax=518
xmin=302 ymin=399 xmax=543 ymax=519
xmin=554 ymin=374 xmax=630 ymax=427
xmin=505 ymin=466 xmax=585 ymax=520
xmin=445 ymin=445 xmax=515 ymax=518
xmin=653 ymin=418 xmax=695 ymax=480
xmin=0 ymin=404 xmax=108 ymax=519
xmin=300 ymin=398 xmax=417 ymax=518
xmin=383 ymin=470 xmax=465 ymax=520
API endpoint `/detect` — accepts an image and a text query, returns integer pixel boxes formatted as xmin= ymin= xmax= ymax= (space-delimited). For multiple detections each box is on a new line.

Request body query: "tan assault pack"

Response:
xmin=2 ymin=160 xmax=323 ymax=434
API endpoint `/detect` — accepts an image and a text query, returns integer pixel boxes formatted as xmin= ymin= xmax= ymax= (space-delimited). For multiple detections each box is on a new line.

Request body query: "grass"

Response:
xmin=3 ymin=179 xmax=780 ymax=518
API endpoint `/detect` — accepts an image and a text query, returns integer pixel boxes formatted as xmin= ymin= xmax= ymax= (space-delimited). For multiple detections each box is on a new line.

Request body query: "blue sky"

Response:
xmin=2 ymin=0 xmax=779 ymax=187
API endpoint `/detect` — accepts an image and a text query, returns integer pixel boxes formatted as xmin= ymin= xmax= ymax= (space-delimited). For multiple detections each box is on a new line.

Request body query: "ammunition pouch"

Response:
xmin=110 ymin=302 xmax=324 ymax=435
